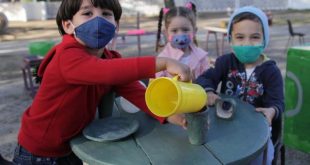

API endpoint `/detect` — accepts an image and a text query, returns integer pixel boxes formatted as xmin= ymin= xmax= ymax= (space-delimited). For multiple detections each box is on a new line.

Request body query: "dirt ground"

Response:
xmin=1 ymin=10 xmax=310 ymax=164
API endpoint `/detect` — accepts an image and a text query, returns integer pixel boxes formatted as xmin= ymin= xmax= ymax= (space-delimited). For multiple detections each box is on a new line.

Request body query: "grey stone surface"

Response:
xmin=83 ymin=117 xmax=139 ymax=142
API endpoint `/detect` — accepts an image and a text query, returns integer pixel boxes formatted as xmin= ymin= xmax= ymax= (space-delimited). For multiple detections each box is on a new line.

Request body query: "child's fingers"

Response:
xmin=179 ymin=62 xmax=191 ymax=82
xmin=167 ymin=114 xmax=188 ymax=129
xmin=255 ymin=108 xmax=266 ymax=116
xmin=208 ymin=98 xmax=215 ymax=106
xmin=207 ymin=93 xmax=220 ymax=106
xmin=256 ymin=108 xmax=270 ymax=117
xmin=179 ymin=74 xmax=190 ymax=82
xmin=179 ymin=69 xmax=192 ymax=82
xmin=182 ymin=118 xmax=188 ymax=130
xmin=255 ymin=108 xmax=272 ymax=125
xmin=180 ymin=115 xmax=187 ymax=130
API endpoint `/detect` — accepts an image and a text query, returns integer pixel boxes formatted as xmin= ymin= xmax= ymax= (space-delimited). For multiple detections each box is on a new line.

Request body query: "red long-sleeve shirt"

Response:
xmin=18 ymin=35 xmax=164 ymax=157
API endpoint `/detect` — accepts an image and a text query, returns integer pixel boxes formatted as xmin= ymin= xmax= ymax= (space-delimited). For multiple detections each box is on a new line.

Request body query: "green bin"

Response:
xmin=284 ymin=46 xmax=310 ymax=153
xmin=28 ymin=41 xmax=55 ymax=57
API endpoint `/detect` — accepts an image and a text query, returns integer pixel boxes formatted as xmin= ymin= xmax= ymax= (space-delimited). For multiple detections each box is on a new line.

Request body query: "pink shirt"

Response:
xmin=156 ymin=43 xmax=209 ymax=79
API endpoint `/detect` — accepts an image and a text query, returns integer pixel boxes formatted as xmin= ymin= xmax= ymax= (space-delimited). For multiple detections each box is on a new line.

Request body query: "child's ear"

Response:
xmin=62 ymin=20 xmax=74 ymax=35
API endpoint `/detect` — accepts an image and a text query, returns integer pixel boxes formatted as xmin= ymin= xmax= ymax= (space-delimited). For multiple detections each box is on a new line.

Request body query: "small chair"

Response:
xmin=21 ymin=56 xmax=43 ymax=97
xmin=21 ymin=41 xmax=55 ymax=98
xmin=287 ymin=20 xmax=305 ymax=47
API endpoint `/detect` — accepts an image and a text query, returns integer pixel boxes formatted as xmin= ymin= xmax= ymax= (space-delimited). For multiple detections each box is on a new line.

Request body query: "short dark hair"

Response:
xmin=230 ymin=12 xmax=262 ymax=33
xmin=56 ymin=0 xmax=122 ymax=35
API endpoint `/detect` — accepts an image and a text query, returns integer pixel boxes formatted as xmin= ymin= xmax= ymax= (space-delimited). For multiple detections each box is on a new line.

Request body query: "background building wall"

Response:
xmin=175 ymin=0 xmax=289 ymax=12
xmin=1 ymin=0 xmax=310 ymax=21
xmin=288 ymin=0 xmax=310 ymax=10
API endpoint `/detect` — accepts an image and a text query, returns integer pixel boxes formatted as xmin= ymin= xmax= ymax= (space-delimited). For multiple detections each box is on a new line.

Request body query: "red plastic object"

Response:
xmin=126 ymin=29 xmax=146 ymax=35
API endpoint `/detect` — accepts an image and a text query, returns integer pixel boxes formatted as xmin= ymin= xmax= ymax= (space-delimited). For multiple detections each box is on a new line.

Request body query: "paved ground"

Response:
xmin=0 ymin=10 xmax=310 ymax=164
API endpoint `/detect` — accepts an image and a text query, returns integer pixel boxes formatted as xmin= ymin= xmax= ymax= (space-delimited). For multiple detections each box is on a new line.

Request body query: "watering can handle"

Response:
xmin=285 ymin=71 xmax=303 ymax=117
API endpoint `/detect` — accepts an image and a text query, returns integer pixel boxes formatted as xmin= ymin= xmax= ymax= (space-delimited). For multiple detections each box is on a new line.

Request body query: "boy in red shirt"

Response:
xmin=13 ymin=0 xmax=190 ymax=164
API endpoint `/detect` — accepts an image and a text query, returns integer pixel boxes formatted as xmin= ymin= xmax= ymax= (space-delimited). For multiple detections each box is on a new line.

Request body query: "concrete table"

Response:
xmin=71 ymin=97 xmax=269 ymax=165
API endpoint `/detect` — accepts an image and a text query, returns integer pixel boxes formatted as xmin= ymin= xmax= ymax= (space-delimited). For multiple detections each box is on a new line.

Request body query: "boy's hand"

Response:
xmin=167 ymin=114 xmax=187 ymax=130
xmin=207 ymin=92 xmax=220 ymax=106
xmin=255 ymin=107 xmax=276 ymax=126
xmin=156 ymin=57 xmax=191 ymax=82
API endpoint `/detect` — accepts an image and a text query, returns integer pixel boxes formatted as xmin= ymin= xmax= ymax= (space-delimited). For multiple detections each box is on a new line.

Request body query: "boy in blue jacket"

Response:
xmin=196 ymin=6 xmax=284 ymax=165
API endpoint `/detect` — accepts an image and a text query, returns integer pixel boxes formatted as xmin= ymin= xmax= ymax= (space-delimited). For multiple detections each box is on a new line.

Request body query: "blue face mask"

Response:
xmin=232 ymin=45 xmax=264 ymax=63
xmin=73 ymin=17 xmax=116 ymax=49
xmin=170 ymin=34 xmax=192 ymax=49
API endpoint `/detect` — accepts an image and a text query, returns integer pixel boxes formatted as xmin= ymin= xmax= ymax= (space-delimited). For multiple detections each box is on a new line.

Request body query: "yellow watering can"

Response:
xmin=145 ymin=76 xmax=207 ymax=117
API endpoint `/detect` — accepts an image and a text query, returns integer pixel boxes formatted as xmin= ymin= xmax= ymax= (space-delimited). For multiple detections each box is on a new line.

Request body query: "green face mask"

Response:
xmin=232 ymin=45 xmax=264 ymax=63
